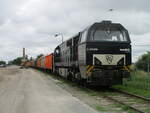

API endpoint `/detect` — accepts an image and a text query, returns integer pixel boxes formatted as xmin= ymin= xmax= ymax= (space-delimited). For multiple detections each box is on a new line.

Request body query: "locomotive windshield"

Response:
xmin=90 ymin=29 xmax=128 ymax=42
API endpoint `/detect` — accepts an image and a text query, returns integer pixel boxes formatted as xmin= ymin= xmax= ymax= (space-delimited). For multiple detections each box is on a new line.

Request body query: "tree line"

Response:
xmin=0 ymin=61 xmax=6 ymax=65
xmin=8 ymin=54 xmax=44 ymax=65
xmin=135 ymin=51 xmax=150 ymax=72
xmin=8 ymin=57 xmax=23 ymax=65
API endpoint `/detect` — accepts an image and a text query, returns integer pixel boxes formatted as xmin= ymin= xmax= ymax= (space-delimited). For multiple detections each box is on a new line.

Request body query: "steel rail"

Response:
xmin=105 ymin=95 xmax=145 ymax=113
xmin=112 ymin=88 xmax=150 ymax=103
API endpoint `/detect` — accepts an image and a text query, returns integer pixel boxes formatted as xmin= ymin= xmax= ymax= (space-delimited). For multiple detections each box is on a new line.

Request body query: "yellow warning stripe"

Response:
xmin=123 ymin=66 xmax=130 ymax=72
xmin=86 ymin=65 xmax=90 ymax=70
xmin=86 ymin=66 xmax=94 ymax=74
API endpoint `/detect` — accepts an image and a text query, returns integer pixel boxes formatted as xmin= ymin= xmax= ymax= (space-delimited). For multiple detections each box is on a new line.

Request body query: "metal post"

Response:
xmin=22 ymin=48 xmax=26 ymax=67
xmin=23 ymin=48 xmax=25 ymax=59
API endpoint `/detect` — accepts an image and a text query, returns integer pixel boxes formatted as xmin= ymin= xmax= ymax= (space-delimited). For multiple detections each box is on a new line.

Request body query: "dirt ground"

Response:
xmin=0 ymin=66 xmax=99 ymax=113
xmin=43 ymin=70 xmax=129 ymax=113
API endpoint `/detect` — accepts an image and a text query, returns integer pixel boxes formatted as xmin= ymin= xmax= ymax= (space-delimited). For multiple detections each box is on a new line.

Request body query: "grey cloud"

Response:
xmin=0 ymin=0 xmax=150 ymax=62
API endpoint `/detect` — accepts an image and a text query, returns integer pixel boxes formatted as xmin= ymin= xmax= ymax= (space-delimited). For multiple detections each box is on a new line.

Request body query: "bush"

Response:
xmin=0 ymin=61 xmax=6 ymax=65
xmin=135 ymin=51 xmax=150 ymax=72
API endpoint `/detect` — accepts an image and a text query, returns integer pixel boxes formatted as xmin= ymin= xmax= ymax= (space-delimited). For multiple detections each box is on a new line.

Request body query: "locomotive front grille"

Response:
xmin=93 ymin=54 xmax=125 ymax=66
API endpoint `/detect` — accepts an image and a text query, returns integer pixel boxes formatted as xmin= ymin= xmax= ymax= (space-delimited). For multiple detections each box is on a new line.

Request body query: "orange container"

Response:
xmin=41 ymin=56 xmax=45 ymax=69
xmin=45 ymin=53 xmax=53 ymax=70
xmin=31 ymin=61 xmax=34 ymax=67
xmin=25 ymin=61 xmax=32 ymax=67
xmin=37 ymin=58 xmax=42 ymax=68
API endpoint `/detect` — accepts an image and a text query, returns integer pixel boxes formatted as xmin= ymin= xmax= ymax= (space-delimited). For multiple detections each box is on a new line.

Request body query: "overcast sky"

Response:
xmin=0 ymin=0 xmax=150 ymax=62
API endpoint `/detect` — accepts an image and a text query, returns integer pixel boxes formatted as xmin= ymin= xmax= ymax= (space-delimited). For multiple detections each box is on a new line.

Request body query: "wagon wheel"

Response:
xmin=76 ymin=73 xmax=82 ymax=85
xmin=80 ymin=79 xmax=88 ymax=87
xmin=67 ymin=71 xmax=72 ymax=81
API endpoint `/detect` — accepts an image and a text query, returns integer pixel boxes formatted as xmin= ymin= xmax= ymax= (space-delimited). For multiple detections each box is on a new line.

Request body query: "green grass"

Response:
xmin=89 ymin=92 xmax=98 ymax=96
xmin=144 ymin=108 xmax=150 ymax=113
xmin=122 ymin=105 xmax=130 ymax=111
xmin=113 ymin=70 xmax=150 ymax=98
xmin=112 ymin=103 xmax=137 ymax=113
xmin=127 ymin=110 xmax=137 ymax=113
xmin=94 ymin=105 xmax=108 ymax=111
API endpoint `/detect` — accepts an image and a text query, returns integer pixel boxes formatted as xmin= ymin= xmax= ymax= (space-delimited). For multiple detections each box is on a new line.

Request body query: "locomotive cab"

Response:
xmin=78 ymin=21 xmax=131 ymax=86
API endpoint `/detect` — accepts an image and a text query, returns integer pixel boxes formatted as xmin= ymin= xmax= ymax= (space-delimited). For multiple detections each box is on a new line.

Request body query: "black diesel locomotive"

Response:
xmin=54 ymin=21 xmax=131 ymax=86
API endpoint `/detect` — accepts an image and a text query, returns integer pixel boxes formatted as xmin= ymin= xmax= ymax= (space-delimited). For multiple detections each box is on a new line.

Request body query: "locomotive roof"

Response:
xmin=55 ymin=20 xmax=127 ymax=48
xmin=90 ymin=21 xmax=126 ymax=30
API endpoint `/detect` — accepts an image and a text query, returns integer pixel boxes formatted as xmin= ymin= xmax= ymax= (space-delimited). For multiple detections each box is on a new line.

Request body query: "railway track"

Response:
xmin=103 ymin=89 xmax=150 ymax=113
xmin=113 ymin=89 xmax=150 ymax=103
xmin=43 ymin=73 xmax=150 ymax=113
xmin=57 ymin=78 xmax=150 ymax=113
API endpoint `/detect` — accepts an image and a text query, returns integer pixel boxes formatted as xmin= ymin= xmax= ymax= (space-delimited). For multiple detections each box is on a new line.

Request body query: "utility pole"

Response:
xmin=23 ymin=48 xmax=25 ymax=59
xmin=21 ymin=48 xmax=26 ymax=67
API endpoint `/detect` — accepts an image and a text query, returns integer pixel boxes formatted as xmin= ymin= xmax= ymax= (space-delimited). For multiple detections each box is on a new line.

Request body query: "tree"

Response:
xmin=36 ymin=54 xmax=43 ymax=59
xmin=11 ymin=57 xmax=23 ymax=65
xmin=29 ymin=57 xmax=33 ymax=61
xmin=135 ymin=51 xmax=150 ymax=72
xmin=0 ymin=61 xmax=6 ymax=65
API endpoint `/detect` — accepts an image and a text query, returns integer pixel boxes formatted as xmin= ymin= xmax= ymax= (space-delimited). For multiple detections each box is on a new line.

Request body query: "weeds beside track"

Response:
xmin=103 ymin=88 xmax=150 ymax=113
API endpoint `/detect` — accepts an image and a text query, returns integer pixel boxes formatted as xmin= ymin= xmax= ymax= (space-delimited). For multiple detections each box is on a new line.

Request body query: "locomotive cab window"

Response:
xmin=54 ymin=47 xmax=60 ymax=56
xmin=90 ymin=28 xmax=128 ymax=42
xmin=80 ymin=30 xmax=87 ymax=43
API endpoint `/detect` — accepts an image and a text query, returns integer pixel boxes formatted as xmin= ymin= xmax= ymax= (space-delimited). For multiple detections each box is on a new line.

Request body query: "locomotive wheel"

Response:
xmin=83 ymin=81 xmax=88 ymax=87
xmin=71 ymin=75 xmax=76 ymax=82
xmin=67 ymin=75 xmax=72 ymax=81
xmin=67 ymin=72 xmax=73 ymax=81
xmin=81 ymin=79 xmax=88 ymax=87
xmin=76 ymin=73 xmax=82 ymax=84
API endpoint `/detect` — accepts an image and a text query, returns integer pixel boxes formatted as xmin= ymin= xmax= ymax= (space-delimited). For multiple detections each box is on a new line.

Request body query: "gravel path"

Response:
xmin=0 ymin=66 xmax=99 ymax=113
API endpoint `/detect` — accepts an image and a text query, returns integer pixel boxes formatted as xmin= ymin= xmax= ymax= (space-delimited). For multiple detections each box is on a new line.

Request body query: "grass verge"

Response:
xmin=94 ymin=105 xmax=108 ymax=111
xmin=113 ymin=70 xmax=150 ymax=98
